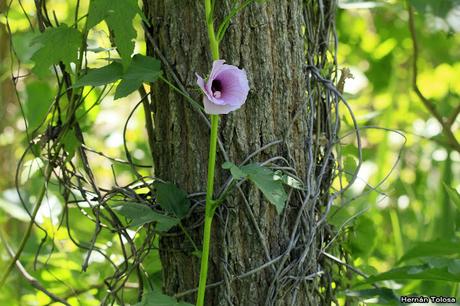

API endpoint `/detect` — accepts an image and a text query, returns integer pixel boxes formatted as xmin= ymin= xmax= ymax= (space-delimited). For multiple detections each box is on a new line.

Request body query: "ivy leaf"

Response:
xmin=114 ymin=54 xmax=162 ymax=99
xmin=153 ymin=181 xmax=190 ymax=219
xmin=223 ymin=162 xmax=287 ymax=214
xmin=134 ymin=291 xmax=193 ymax=306
xmin=30 ymin=24 xmax=82 ymax=77
xmin=241 ymin=164 xmax=288 ymax=214
xmin=74 ymin=62 xmax=123 ymax=87
xmin=222 ymin=161 xmax=246 ymax=180
xmin=87 ymin=0 xmax=141 ymax=65
xmin=112 ymin=202 xmax=179 ymax=231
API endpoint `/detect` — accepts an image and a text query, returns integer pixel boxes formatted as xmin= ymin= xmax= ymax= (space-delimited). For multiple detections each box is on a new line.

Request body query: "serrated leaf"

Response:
xmin=112 ymin=202 xmax=179 ymax=231
xmin=114 ymin=54 xmax=162 ymax=99
xmin=87 ymin=0 xmax=141 ymax=65
xmin=241 ymin=164 xmax=288 ymax=214
xmin=153 ymin=181 xmax=190 ymax=219
xmin=30 ymin=24 xmax=82 ymax=77
xmin=74 ymin=62 xmax=123 ymax=87
xmin=222 ymin=161 xmax=246 ymax=180
xmin=398 ymin=240 xmax=460 ymax=263
xmin=134 ymin=291 xmax=193 ymax=306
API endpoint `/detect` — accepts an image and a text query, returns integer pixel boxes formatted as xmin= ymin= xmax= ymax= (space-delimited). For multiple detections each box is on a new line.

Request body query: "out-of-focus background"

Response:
xmin=0 ymin=0 xmax=459 ymax=304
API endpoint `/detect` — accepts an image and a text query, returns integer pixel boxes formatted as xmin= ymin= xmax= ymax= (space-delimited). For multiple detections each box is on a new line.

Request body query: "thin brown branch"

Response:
xmin=408 ymin=3 xmax=460 ymax=152
xmin=0 ymin=230 xmax=70 ymax=305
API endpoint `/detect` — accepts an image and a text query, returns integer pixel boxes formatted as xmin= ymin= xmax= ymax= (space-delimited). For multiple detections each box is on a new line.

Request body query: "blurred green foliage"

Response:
xmin=0 ymin=0 xmax=458 ymax=305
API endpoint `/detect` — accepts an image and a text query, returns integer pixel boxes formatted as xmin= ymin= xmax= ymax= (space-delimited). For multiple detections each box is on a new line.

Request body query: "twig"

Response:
xmin=407 ymin=3 xmax=460 ymax=152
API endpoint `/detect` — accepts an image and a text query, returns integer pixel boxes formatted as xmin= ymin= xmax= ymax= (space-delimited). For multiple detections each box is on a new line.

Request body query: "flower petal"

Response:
xmin=203 ymin=96 xmax=242 ymax=115
xmin=216 ymin=68 xmax=250 ymax=106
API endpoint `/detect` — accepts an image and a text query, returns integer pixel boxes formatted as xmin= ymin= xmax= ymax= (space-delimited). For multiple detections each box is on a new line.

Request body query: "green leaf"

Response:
xmin=112 ymin=202 xmax=179 ymax=231
xmin=350 ymin=215 xmax=377 ymax=257
xmin=0 ymin=189 xmax=30 ymax=222
xmin=20 ymin=158 xmax=44 ymax=185
xmin=30 ymin=24 xmax=82 ymax=77
xmin=74 ymin=62 xmax=123 ymax=87
xmin=134 ymin=291 xmax=193 ymax=306
xmin=398 ymin=240 xmax=460 ymax=263
xmin=409 ymin=0 xmax=459 ymax=18
xmin=344 ymin=288 xmax=399 ymax=305
xmin=241 ymin=164 xmax=288 ymax=214
xmin=222 ymin=162 xmax=288 ymax=214
xmin=222 ymin=161 xmax=246 ymax=180
xmin=444 ymin=183 xmax=460 ymax=211
xmin=153 ymin=181 xmax=190 ymax=219
xmin=61 ymin=128 xmax=81 ymax=160
xmin=24 ymin=81 xmax=54 ymax=131
xmin=274 ymin=171 xmax=304 ymax=190
xmin=365 ymin=262 xmax=460 ymax=283
xmin=87 ymin=0 xmax=141 ymax=65
xmin=114 ymin=54 xmax=162 ymax=99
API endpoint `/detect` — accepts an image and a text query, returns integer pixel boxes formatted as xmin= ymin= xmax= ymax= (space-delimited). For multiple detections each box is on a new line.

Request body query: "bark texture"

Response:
xmin=143 ymin=1 xmax=336 ymax=305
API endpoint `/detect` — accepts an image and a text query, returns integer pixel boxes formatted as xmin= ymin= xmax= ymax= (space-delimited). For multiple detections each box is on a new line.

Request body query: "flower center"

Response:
xmin=211 ymin=79 xmax=222 ymax=98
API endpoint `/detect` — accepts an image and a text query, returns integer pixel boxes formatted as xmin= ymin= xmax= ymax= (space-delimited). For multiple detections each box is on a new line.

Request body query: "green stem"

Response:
xmin=0 ymin=165 xmax=53 ymax=289
xmin=196 ymin=115 xmax=219 ymax=306
xmin=196 ymin=1 xmax=220 ymax=304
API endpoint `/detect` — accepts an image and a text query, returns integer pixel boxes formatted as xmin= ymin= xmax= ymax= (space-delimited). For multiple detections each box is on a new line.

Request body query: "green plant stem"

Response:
xmin=196 ymin=1 xmax=220 ymax=303
xmin=0 ymin=165 xmax=53 ymax=290
xmin=196 ymin=114 xmax=219 ymax=306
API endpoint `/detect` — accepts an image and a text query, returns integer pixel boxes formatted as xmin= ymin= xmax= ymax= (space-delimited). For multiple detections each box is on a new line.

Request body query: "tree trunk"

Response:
xmin=143 ymin=1 xmax=337 ymax=305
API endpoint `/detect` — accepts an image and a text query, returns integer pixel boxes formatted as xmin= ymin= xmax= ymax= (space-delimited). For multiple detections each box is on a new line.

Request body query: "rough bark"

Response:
xmin=143 ymin=1 xmax=336 ymax=305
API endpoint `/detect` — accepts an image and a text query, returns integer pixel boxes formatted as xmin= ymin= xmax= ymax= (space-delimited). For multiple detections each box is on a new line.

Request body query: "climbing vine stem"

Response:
xmin=196 ymin=0 xmax=220 ymax=305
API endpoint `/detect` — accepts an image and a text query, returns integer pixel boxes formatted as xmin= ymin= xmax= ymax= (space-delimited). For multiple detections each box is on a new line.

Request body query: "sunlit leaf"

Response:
xmin=114 ymin=54 xmax=162 ymax=99
xmin=74 ymin=62 xmax=123 ymax=87
xmin=88 ymin=0 xmax=141 ymax=65
xmin=30 ymin=24 xmax=82 ymax=77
